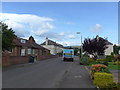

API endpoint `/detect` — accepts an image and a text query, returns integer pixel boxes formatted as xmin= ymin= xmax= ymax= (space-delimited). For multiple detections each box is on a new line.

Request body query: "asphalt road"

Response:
xmin=3 ymin=57 xmax=97 ymax=88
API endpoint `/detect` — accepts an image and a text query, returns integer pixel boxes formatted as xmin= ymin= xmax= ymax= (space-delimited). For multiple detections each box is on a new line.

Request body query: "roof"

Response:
xmin=41 ymin=39 xmax=63 ymax=47
xmin=13 ymin=37 xmax=50 ymax=51
xmin=96 ymin=35 xmax=113 ymax=45
xmin=106 ymin=41 xmax=113 ymax=45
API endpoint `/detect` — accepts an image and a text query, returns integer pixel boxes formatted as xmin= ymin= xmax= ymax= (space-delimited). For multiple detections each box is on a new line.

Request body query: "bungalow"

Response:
xmin=41 ymin=37 xmax=63 ymax=55
xmin=11 ymin=36 xmax=50 ymax=60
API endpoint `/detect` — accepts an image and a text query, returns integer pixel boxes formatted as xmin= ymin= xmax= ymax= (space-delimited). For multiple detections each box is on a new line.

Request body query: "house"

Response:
xmin=41 ymin=37 xmax=63 ymax=55
xmin=11 ymin=36 xmax=50 ymax=59
xmin=96 ymin=35 xmax=113 ymax=55
xmin=2 ymin=36 xmax=61 ymax=66
xmin=104 ymin=41 xmax=113 ymax=55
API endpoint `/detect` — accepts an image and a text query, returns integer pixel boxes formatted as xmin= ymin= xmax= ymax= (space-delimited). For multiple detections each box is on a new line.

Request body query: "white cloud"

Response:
xmin=37 ymin=32 xmax=65 ymax=41
xmin=0 ymin=13 xmax=55 ymax=37
xmin=68 ymin=34 xmax=76 ymax=39
xmin=59 ymin=41 xmax=80 ymax=46
xmin=64 ymin=22 xmax=75 ymax=25
xmin=59 ymin=32 xmax=65 ymax=36
xmin=91 ymin=24 xmax=103 ymax=34
xmin=0 ymin=13 xmax=77 ymax=44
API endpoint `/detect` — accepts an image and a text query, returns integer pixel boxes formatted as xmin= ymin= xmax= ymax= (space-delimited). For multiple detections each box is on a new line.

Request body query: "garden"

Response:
xmin=80 ymin=54 xmax=120 ymax=89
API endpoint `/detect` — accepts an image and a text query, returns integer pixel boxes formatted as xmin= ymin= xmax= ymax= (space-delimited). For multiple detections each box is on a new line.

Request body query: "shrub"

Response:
xmin=80 ymin=56 xmax=89 ymax=65
xmin=89 ymin=58 xmax=94 ymax=63
xmin=107 ymin=82 xmax=120 ymax=89
xmin=102 ymin=61 xmax=108 ymax=66
xmin=91 ymin=64 xmax=110 ymax=73
xmin=111 ymin=52 xmax=114 ymax=56
xmin=114 ymin=55 xmax=120 ymax=62
xmin=96 ymin=59 xmax=106 ymax=63
xmin=114 ymin=61 xmax=120 ymax=65
xmin=93 ymin=72 xmax=114 ymax=88
xmin=105 ymin=55 xmax=113 ymax=62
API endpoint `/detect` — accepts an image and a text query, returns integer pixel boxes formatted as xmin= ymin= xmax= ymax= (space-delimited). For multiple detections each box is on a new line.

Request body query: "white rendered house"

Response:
xmin=41 ymin=38 xmax=63 ymax=55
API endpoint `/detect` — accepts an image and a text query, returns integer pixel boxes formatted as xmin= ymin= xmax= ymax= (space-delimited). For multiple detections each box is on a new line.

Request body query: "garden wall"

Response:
xmin=2 ymin=53 xmax=60 ymax=67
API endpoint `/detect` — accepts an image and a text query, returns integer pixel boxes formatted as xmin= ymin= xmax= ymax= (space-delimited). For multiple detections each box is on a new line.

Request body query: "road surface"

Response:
xmin=3 ymin=57 xmax=97 ymax=88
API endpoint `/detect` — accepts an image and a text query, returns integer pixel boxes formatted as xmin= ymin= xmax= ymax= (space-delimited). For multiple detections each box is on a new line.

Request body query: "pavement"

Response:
xmin=2 ymin=57 xmax=97 ymax=88
xmin=110 ymin=70 xmax=120 ymax=83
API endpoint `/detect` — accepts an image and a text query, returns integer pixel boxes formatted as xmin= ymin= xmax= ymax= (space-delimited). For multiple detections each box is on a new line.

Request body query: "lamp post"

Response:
xmin=77 ymin=32 xmax=82 ymax=58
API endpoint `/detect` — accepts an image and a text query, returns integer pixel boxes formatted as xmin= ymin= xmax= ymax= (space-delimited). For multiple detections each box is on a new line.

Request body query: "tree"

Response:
xmin=113 ymin=44 xmax=120 ymax=55
xmin=0 ymin=22 xmax=17 ymax=51
xmin=83 ymin=36 xmax=108 ymax=58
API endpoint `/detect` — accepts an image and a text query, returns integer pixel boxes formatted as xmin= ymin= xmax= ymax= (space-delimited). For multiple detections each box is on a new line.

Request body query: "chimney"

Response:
xmin=29 ymin=36 xmax=35 ymax=43
xmin=46 ymin=37 xmax=48 ymax=45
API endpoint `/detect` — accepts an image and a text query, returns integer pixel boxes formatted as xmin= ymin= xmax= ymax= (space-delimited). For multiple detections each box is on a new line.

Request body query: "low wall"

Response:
xmin=37 ymin=55 xmax=59 ymax=61
xmin=2 ymin=53 xmax=60 ymax=67
xmin=2 ymin=54 xmax=29 ymax=67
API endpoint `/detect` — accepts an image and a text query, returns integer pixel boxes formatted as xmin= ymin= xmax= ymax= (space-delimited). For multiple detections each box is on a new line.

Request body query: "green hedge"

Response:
xmin=93 ymin=72 xmax=114 ymax=88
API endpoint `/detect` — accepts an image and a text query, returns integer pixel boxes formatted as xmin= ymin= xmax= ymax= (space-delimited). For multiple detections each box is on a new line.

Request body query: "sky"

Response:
xmin=1 ymin=2 xmax=118 ymax=46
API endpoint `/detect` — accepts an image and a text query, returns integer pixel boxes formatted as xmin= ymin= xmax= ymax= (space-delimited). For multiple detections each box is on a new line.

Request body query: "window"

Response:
xmin=33 ymin=49 xmax=35 ymax=54
xmin=20 ymin=39 xmax=26 ymax=43
xmin=28 ymin=48 xmax=31 ymax=55
xmin=21 ymin=49 xmax=25 ymax=56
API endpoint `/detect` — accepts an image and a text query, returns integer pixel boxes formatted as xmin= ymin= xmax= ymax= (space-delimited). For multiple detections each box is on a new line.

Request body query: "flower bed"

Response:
xmin=90 ymin=64 xmax=110 ymax=79
xmin=89 ymin=63 xmax=120 ymax=89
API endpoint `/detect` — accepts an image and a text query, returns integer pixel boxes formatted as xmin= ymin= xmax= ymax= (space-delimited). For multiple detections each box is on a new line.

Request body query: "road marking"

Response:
xmin=74 ymin=75 xmax=82 ymax=78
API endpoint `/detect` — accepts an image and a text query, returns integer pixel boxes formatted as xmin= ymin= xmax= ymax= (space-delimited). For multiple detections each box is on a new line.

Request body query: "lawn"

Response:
xmin=108 ymin=62 xmax=120 ymax=70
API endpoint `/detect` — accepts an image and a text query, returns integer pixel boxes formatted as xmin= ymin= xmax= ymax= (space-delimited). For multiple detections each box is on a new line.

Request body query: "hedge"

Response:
xmin=93 ymin=72 xmax=114 ymax=88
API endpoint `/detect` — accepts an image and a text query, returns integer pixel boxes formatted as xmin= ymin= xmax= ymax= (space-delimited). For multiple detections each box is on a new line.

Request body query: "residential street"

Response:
xmin=3 ymin=57 xmax=97 ymax=88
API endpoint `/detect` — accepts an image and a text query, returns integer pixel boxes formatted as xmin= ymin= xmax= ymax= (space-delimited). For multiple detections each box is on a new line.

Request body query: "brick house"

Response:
xmin=2 ymin=36 xmax=61 ymax=66
xmin=11 ymin=36 xmax=50 ymax=59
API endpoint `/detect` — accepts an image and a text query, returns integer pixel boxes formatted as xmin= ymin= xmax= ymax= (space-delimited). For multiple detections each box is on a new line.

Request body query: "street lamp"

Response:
xmin=77 ymin=32 xmax=82 ymax=58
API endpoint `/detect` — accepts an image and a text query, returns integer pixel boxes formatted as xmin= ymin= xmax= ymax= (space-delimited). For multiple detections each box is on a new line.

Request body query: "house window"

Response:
xmin=20 ymin=39 xmax=26 ymax=43
xmin=28 ymin=48 xmax=31 ymax=55
xmin=21 ymin=49 xmax=25 ymax=56
xmin=33 ymin=49 xmax=35 ymax=54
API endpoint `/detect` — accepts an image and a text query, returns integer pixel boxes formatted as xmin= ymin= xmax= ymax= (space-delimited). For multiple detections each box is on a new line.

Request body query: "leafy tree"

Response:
xmin=83 ymin=36 xmax=108 ymax=59
xmin=113 ymin=44 xmax=120 ymax=55
xmin=0 ymin=22 xmax=17 ymax=51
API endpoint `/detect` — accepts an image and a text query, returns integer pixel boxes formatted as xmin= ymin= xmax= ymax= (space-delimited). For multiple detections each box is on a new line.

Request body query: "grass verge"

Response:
xmin=108 ymin=62 xmax=120 ymax=70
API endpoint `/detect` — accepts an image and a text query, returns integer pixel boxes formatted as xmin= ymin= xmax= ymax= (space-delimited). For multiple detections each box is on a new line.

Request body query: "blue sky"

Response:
xmin=1 ymin=2 xmax=118 ymax=46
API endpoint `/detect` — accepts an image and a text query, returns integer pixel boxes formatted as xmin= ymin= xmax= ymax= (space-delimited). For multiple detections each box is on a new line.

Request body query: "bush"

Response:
xmin=102 ymin=61 xmax=108 ymax=66
xmin=114 ymin=55 xmax=120 ymax=61
xmin=89 ymin=58 xmax=94 ymax=63
xmin=91 ymin=64 xmax=110 ymax=73
xmin=105 ymin=55 xmax=113 ymax=62
xmin=107 ymin=82 xmax=120 ymax=89
xmin=80 ymin=56 xmax=89 ymax=65
xmin=93 ymin=72 xmax=114 ymax=88
xmin=114 ymin=61 xmax=120 ymax=65
xmin=96 ymin=59 xmax=106 ymax=63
